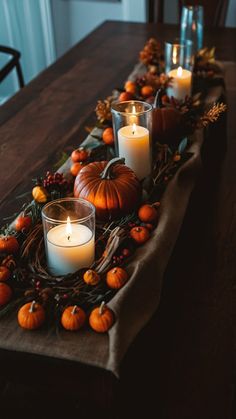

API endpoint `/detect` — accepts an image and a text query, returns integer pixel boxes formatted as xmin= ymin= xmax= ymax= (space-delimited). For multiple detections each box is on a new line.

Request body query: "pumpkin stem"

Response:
xmin=100 ymin=157 xmax=125 ymax=180
xmin=71 ymin=305 xmax=78 ymax=315
xmin=154 ymin=88 xmax=165 ymax=109
xmin=29 ymin=300 xmax=36 ymax=313
xmin=151 ymin=201 xmax=160 ymax=209
xmin=99 ymin=301 xmax=106 ymax=315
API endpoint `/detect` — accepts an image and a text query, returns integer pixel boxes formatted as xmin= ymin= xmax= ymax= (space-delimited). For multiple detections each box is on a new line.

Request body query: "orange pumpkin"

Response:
xmin=0 ymin=236 xmax=19 ymax=254
xmin=15 ymin=215 xmax=32 ymax=232
xmin=106 ymin=267 xmax=128 ymax=289
xmin=152 ymin=89 xmax=183 ymax=143
xmin=119 ymin=91 xmax=133 ymax=101
xmin=0 ymin=282 xmax=12 ymax=306
xmin=130 ymin=226 xmax=150 ymax=245
xmin=83 ymin=269 xmax=100 ymax=286
xmin=74 ymin=158 xmax=141 ymax=220
xmin=71 ymin=147 xmax=89 ymax=163
xmin=18 ymin=300 xmax=46 ymax=330
xmin=61 ymin=305 xmax=86 ymax=331
xmin=124 ymin=80 xmax=136 ymax=94
xmin=0 ymin=266 xmax=11 ymax=282
xmin=70 ymin=162 xmax=87 ymax=177
xmin=102 ymin=127 xmax=114 ymax=145
xmin=89 ymin=301 xmax=114 ymax=333
xmin=138 ymin=204 xmax=158 ymax=223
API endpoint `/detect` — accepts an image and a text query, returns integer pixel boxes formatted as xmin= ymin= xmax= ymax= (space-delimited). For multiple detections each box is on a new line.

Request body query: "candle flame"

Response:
xmin=177 ymin=66 xmax=183 ymax=77
xmin=173 ymin=46 xmax=177 ymax=65
xmin=132 ymin=105 xmax=136 ymax=114
xmin=132 ymin=123 xmax=136 ymax=134
xmin=66 ymin=216 xmax=72 ymax=240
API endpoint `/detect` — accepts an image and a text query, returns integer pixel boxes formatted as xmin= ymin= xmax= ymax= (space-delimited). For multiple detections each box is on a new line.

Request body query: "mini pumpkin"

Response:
xmin=61 ymin=305 xmax=86 ymax=331
xmin=0 ymin=266 xmax=11 ymax=282
xmin=74 ymin=157 xmax=141 ymax=220
xmin=0 ymin=282 xmax=12 ymax=306
xmin=32 ymin=186 xmax=48 ymax=203
xmin=89 ymin=301 xmax=114 ymax=333
xmin=71 ymin=147 xmax=89 ymax=163
xmin=106 ymin=267 xmax=128 ymax=289
xmin=102 ymin=127 xmax=114 ymax=145
xmin=83 ymin=269 xmax=100 ymax=286
xmin=70 ymin=161 xmax=87 ymax=177
xmin=152 ymin=89 xmax=184 ymax=143
xmin=0 ymin=236 xmax=19 ymax=254
xmin=138 ymin=204 xmax=158 ymax=223
xmin=15 ymin=215 xmax=32 ymax=232
xmin=18 ymin=300 xmax=46 ymax=330
xmin=130 ymin=226 xmax=150 ymax=245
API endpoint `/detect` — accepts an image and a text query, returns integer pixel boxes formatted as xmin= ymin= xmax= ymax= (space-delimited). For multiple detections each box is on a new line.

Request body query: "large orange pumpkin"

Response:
xmin=152 ymin=89 xmax=184 ymax=143
xmin=74 ymin=158 xmax=141 ymax=220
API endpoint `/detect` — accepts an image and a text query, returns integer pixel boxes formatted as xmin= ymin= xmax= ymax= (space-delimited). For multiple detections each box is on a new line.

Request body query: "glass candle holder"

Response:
xmin=42 ymin=198 xmax=95 ymax=276
xmin=111 ymin=100 xmax=152 ymax=180
xmin=165 ymin=39 xmax=194 ymax=73
xmin=165 ymin=40 xmax=193 ymax=101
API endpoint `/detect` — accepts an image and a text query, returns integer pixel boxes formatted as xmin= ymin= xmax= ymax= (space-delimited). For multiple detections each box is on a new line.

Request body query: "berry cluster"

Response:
xmin=42 ymin=171 xmax=71 ymax=197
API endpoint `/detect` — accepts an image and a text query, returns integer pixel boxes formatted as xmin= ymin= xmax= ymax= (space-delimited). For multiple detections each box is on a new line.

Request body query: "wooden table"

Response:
xmin=0 ymin=22 xmax=235 ymax=418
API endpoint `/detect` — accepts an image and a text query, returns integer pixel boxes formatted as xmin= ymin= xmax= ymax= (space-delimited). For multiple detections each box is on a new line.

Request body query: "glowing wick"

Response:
xmin=177 ymin=66 xmax=183 ymax=77
xmin=66 ymin=216 xmax=72 ymax=241
xmin=132 ymin=123 xmax=137 ymax=135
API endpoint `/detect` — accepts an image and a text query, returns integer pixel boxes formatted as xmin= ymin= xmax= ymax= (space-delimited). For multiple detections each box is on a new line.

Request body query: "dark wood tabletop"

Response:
xmin=0 ymin=21 xmax=235 ymax=418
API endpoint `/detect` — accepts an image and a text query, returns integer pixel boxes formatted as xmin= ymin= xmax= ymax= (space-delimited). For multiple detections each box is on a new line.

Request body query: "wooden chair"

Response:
xmin=0 ymin=45 xmax=24 ymax=88
xmin=178 ymin=1 xmax=229 ymax=27
xmin=148 ymin=0 xmax=164 ymax=23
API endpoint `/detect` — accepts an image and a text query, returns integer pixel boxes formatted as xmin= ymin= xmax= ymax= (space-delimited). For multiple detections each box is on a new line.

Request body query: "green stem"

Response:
xmin=100 ymin=158 xmax=125 ymax=180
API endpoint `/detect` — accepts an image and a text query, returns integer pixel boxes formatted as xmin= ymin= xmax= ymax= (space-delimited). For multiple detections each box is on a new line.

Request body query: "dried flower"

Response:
xmin=199 ymin=103 xmax=227 ymax=127
xmin=95 ymin=96 xmax=113 ymax=123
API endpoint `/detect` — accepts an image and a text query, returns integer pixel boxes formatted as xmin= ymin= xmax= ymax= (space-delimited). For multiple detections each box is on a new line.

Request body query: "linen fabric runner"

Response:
xmin=0 ymin=62 xmax=229 ymax=378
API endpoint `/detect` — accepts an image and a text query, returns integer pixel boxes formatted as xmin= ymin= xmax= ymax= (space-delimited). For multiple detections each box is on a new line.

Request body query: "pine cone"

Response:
xmin=95 ymin=96 xmax=113 ymax=123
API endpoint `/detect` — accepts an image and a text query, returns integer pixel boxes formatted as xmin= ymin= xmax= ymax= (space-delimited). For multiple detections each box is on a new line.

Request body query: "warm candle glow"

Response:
xmin=177 ymin=66 xmax=183 ymax=77
xmin=173 ymin=46 xmax=177 ymax=65
xmin=66 ymin=216 xmax=72 ymax=240
xmin=132 ymin=123 xmax=137 ymax=134
xmin=132 ymin=105 xmax=136 ymax=114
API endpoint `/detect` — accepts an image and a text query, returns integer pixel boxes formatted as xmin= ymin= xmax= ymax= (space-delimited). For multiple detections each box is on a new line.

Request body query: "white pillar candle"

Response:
xmin=118 ymin=123 xmax=151 ymax=180
xmin=167 ymin=66 xmax=192 ymax=100
xmin=46 ymin=218 xmax=94 ymax=276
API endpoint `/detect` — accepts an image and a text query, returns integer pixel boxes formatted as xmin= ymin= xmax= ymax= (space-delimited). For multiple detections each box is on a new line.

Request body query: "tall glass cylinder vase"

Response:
xmin=180 ymin=5 xmax=204 ymax=54
xmin=111 ymin=100 xmax=153 ymax=180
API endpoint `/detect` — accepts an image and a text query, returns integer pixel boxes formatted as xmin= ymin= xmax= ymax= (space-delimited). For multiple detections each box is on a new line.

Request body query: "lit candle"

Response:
xmin=118 ymin=123 xmax=151 ymax=180
xmin=46 ymin=217 xmax=94 ymax=276
xmin=167 ymin=66 xmax=192 ymax=100
xmin=128 ymin=105 xmax=138 ymax=125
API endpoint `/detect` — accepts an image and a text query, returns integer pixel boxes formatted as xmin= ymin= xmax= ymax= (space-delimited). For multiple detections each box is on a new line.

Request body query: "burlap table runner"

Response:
xmin=0 ymin=61 xmax=227 ymax=378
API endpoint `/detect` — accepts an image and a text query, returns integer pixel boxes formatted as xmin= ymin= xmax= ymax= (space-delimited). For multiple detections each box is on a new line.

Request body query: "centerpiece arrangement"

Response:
xmin=0 ymin=35 xmax=226 ymax=334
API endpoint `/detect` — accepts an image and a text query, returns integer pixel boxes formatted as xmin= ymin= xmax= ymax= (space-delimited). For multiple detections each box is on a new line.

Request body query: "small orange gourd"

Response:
xmin=106 ymin=267 xmax=128 ymax=289
xmin=0 ymin=282 xmax=12 ymax=306
xmin=71 ymin=147 xmax=89 ymax=162
xmin=32 ymin=186 xmax=48 ymax=203
xmin=0 ymin=266 xmax=11 ymax=282
xmin=18 ymin=300 xmax=46 ymax=330
xmin=89 ymin=301 xmax=114 ymax=333
xmin=130 ymin=226 xmax=150 ymax=245
xmin=83 ymin=269 xmax=100 ymax=286
xmin=61 ymin=305 xmax=86 ymax=331
xmin=15 ymin=215 xmax=32 ymax=232
xmin=0 ymin=236 xmax=19 ymax=254
xmin=138 ymin=204 xmax=158 ymax=223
